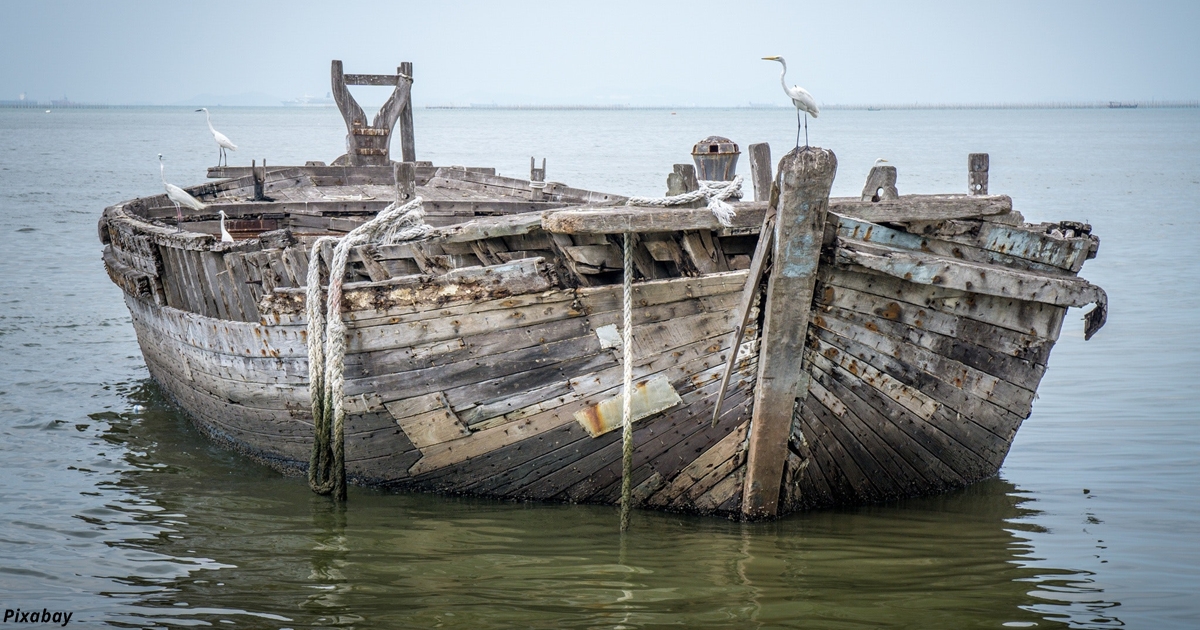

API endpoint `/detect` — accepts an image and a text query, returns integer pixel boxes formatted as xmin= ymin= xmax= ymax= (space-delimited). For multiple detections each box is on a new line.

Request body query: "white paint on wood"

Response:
xmin=573 ymin=373 xmax=683 ymax=438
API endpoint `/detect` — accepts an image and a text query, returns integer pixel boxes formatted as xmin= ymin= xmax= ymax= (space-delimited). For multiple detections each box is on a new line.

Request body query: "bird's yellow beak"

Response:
xmin=762 ymin=56 xmax=781 ymax=61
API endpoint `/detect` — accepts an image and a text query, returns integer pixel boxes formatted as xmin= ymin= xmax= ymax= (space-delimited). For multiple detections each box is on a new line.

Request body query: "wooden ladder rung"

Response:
xmin=352 ymin=128 xmax=389 ymax=136
xmin=343 ymin=74 xmax=401 ymax=86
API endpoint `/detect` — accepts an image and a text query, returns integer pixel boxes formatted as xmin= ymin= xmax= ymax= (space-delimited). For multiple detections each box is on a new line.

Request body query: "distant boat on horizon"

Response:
xmin=282 ymin=93 xmax=335 ymax=107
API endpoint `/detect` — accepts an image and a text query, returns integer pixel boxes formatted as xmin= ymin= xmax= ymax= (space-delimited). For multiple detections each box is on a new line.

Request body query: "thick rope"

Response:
xmin=307 ymin=196 xmax=431 ymax=500
xmin=625 ymin=176 xmax=744 ymax=227
xmin=619 ymin=232 xmax=634 ymax=531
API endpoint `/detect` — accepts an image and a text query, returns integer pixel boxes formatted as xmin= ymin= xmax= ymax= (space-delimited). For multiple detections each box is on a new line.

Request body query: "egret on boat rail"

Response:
xmin=158 ymin=154 xmax=206 ymax=226
xmin=762 ymin=55 xmax=819 ymax=148
xmin=196 ymin=107 xmax=237 ymax=167
xmin=218 ymin=210 xmax=235 ymax=243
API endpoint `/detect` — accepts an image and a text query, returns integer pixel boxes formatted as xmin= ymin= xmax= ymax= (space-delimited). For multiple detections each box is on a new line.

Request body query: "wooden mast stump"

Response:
xmin=741 ymin=146 xmax=837 ymax=519
xmin=748 ymin=142 xmax=773 ymax=202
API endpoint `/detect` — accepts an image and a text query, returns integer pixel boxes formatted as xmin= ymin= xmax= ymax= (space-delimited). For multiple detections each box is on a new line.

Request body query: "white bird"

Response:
xmin=762 ymin=56 xmax=819 ymax=148
xmin=218 ymin=210 xmax=234 ymax=243
xmin=158 ymin=154 xmax=206 ymax=226
xmin=874 ymin=158 xmax=889 ymax=167
xmin=195 ymin=107 xmax=237 ymax=167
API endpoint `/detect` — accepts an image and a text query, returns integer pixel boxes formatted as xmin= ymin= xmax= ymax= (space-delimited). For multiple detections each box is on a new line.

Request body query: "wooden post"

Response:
xmin=861 ymin=164 xmax=898 ymax=202
xmin=969 ymin=153 xmax=989 ymax=195
xmin=748 ymin=143 xmax=772 ymax=202
xmin=530 ymin=157 xmax=546 ymax=201
xmin=741 ymin=146 xmax=837 ymax=519
xmin=394 ymin=162 xmax=416 ymax=201
xmin=666 ymin=164 xmax=703 ymax=208
xmin=398 ymin=62 xmax=416 ymax=163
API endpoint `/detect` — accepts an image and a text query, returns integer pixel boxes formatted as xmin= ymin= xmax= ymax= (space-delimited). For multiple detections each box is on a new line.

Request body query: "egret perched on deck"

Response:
xmin=195 ymin=107 xmax=237 ymax=167
xmin=762 ymin=56 xmax=819 ymax=148
xmin=218 ymin=210 xmax=235 ymax=242
xmin=158 ymin=154 xmax=206 ymax=226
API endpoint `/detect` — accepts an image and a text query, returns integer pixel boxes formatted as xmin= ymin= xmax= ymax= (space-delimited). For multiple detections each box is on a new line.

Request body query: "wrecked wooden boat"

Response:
xmin=98 ymin=61 xmax=1106 ymax=519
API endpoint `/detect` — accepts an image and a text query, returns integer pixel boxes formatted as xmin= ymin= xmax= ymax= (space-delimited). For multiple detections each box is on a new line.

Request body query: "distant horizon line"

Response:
xmin=1 ymin=99 xmax=1197 ymax=111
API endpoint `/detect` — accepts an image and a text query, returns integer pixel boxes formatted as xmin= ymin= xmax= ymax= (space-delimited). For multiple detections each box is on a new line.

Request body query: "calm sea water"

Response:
xmin=0 ymin=106 xmax=1197 ymax=628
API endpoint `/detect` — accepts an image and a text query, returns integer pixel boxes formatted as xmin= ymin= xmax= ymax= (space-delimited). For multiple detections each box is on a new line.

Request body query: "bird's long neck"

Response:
xmin=204 ymin=110 xmax=215 ymax=134
xmin=777 ymin=59 xmax=789 ymax=92
xmin=159 ymin=161 xmax=166 ymax=185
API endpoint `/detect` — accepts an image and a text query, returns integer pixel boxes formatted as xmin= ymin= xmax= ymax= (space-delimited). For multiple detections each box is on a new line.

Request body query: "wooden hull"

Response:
xmin=100 ymin=161 xmax=1105 ymax=518
xmin=125 ymin=269 xmax=759 ymax=514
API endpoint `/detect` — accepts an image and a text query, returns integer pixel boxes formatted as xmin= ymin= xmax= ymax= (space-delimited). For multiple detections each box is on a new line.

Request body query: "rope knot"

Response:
xmin=625 ymin=175 xmax=744 ymax=227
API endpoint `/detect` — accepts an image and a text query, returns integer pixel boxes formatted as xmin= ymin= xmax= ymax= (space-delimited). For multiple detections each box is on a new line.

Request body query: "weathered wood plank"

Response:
xmin=541 ymin=195 xmax=1012 ymax=235
xmin=837 ymin=240 xmax=1106 ymax=309
xmin=821 ymin=267 xmax=1067 ymax=341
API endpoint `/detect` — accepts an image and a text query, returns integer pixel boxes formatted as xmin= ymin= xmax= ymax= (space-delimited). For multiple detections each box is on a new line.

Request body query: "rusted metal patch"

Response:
xmin=574 ymin=374 xmax=683 ymax=438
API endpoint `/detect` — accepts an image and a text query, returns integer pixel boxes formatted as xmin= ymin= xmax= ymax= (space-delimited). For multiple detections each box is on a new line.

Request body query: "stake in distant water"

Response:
xmin=762 ymin=55 xmax=819 ymax=148
xmin=158 ymin=153 xmax=206 ymax=227
xmin=195 ymin=107 xmax=237 ymax=167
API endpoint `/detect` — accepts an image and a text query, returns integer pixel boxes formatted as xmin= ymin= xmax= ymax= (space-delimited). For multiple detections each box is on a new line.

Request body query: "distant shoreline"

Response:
xmin=2 ymin=100 xmax=1197 ymax=111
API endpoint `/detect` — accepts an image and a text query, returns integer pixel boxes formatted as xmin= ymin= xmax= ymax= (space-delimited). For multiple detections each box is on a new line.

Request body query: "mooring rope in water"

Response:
xmin=620 ymin=232 xmax=635 ymax=531
xmin=624 ymin=176 xmax=744 ymax=227
xmin=306 ymin=196 xmax=430 ymax=500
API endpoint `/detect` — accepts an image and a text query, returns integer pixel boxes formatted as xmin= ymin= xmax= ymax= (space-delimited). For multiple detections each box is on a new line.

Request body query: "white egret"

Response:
xmin=158 ymin=154 xmax=206 ymax=225
xmin=195 ymin=108 xmax=237 ymax=167
xmin=874 ymin=158 xmax=889 ymax=167
xmin=762 ymin=56 xmax=819 ymax=148
xmin=218 ymin=210 xmax=234 ymax=243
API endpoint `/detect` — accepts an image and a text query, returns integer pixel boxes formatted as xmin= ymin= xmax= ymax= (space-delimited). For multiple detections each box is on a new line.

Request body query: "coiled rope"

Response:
xmin=625 ymin=176 xmax=744 ymax=227
xmin=307 ymin=197 xmax=431 ymax=500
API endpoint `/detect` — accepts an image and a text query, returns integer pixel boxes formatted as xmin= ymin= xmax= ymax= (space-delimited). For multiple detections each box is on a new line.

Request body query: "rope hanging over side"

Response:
xmin=624 ymin=176 xmax=744 ymax=227
xmin=619 ymin=232 xmax=635 ymax=532
xmin=307 ymin=196 xmax=431 ymax=500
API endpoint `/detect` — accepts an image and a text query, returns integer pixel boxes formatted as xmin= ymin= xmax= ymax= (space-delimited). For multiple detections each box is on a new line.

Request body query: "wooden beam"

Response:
xmin=742 ymin=146 xmax=837 ymax=519
xmin=541 ymin=195 xmax=1011 ymax=235
xmin=343 ymin=74 xmax=402 ymax=86
xmin=748 ymin=143 xmax=772 ymax=202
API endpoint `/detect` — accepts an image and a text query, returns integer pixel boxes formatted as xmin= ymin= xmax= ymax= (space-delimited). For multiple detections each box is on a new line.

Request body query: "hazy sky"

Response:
xmin=2 ymin=0 xmax=1197 ymax=106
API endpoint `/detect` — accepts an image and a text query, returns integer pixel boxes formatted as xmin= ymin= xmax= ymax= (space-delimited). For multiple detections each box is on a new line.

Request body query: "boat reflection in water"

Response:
xmin=87 ymin=380 xmax=1122 ymax=629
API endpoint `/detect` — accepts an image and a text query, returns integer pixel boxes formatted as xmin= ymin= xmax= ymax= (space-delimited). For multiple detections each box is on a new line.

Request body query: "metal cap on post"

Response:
xmin=691 ymin=136 xmax=740 ymax=181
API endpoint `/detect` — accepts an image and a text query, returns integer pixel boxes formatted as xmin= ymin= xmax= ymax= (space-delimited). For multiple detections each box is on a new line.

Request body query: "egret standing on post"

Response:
xmin=158 ymin=154 xmax=206 ymax=226
xmin=762 ymin=56 xmax=819 ymax=148
xmin=195 ymin=107 xmax=237 ymax=167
